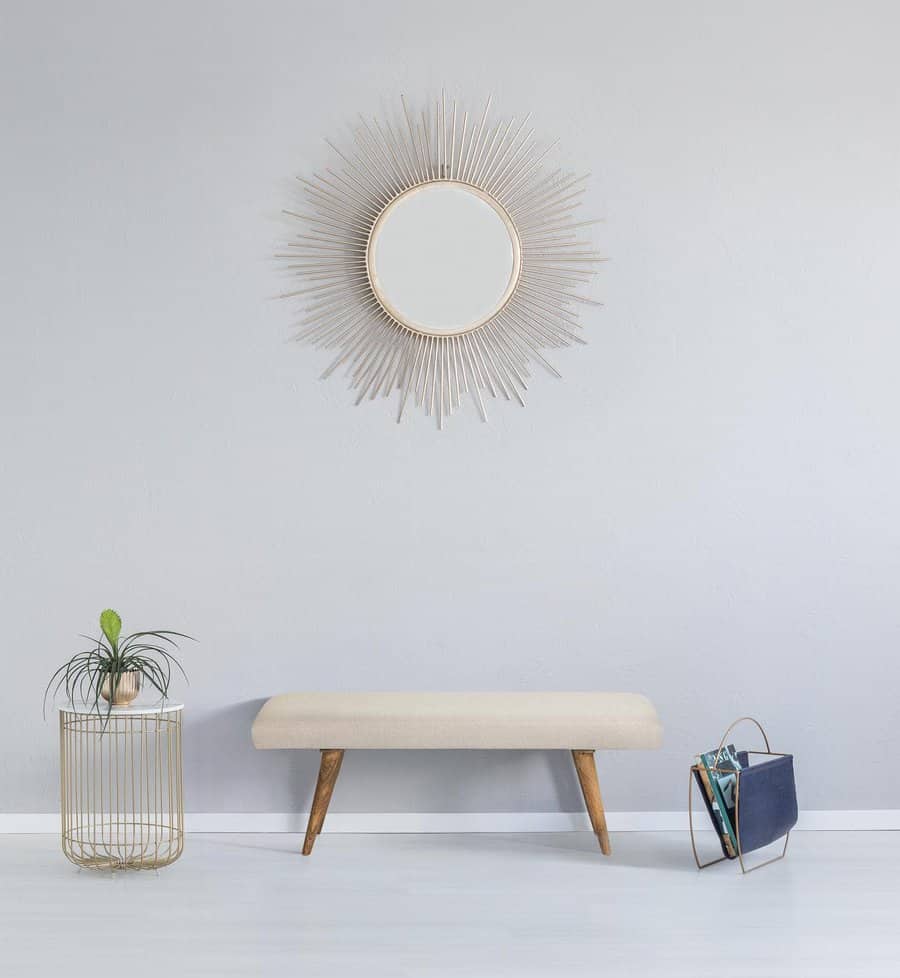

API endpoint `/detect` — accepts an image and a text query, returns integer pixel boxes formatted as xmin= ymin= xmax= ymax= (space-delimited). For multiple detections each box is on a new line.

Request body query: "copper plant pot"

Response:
xmin=100 ymin=671 xmax=142 ymax=706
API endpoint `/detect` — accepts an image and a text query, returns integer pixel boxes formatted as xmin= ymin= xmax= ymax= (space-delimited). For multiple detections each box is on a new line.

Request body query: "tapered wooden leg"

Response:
xmin=310 ymin=751 xmax=344 ymax=838
xmin=316 ymin=750 xmax=343 ymax=835
xmin=571 ymin=750 xmax=611 ymax=855
xmin=302 ymin=749 xmax=344 ymax=855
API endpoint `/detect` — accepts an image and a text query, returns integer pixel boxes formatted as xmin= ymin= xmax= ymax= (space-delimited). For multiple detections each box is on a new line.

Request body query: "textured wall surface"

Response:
xmin=2 ymin=1 xmax=899 ymax=814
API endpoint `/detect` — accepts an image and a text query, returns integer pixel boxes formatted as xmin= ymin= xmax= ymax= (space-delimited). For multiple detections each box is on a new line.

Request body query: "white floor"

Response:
xmin=2 ymin=831 xmax=897 ymax=977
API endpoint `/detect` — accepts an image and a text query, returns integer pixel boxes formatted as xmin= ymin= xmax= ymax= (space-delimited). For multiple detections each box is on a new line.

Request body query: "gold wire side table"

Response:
xmin=59 ymin=702 xmax=184 ymax=870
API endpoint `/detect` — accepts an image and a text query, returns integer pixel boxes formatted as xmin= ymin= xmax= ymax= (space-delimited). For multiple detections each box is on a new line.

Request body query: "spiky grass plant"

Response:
xmin=44 ymin=609 xmax=192 ymax=719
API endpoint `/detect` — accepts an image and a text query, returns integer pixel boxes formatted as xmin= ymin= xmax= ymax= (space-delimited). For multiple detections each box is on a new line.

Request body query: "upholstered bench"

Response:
xmin=251 ymin=692 xmax=662 ymax=856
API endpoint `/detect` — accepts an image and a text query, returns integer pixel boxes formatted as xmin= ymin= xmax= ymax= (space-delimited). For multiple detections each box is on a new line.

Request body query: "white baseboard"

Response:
xmin=1 ymin=810 xmax=898 ymax=834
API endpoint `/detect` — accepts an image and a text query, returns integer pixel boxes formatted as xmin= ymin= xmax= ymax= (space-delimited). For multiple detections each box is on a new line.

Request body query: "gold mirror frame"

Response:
xmin=365 ymin=181 xmax=523 ymax=337
xmin=278 ymin=94 xmax=603 ymax=426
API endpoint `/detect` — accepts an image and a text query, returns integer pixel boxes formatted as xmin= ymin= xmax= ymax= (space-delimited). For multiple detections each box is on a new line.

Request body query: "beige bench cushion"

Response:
xmin=251 ymin=692 xmax=662 ymax=750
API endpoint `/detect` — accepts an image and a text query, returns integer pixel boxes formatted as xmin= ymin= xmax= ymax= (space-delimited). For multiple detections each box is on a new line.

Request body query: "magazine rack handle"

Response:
xmin=714 ymin=716 xmax=771 ymax=766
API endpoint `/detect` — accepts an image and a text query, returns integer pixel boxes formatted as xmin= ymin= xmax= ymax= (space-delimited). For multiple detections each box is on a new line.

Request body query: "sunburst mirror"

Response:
xmin=278 ymin=94 xmax=603 ymax=426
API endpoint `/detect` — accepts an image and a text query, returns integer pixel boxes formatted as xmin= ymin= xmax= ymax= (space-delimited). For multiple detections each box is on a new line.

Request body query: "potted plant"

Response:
xmin=45 ymin=608 xmax=192 ymax=716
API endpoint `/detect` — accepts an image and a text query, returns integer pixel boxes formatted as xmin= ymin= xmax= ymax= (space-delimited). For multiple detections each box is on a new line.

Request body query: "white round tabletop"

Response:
xmin=58 ymin=700 xmax=184 ymax=716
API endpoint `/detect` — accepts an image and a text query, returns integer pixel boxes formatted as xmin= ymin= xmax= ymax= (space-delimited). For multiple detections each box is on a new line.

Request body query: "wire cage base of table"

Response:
xmin=59 ymin=704 xmax=183 ymax=870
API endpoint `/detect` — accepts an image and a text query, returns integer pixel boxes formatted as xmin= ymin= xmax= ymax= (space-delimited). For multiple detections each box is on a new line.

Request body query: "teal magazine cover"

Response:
xmin=699 ymin=744 xmax=743 ymax=850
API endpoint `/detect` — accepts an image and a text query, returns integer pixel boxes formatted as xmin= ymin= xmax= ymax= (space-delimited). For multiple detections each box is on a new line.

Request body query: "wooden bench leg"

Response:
xmin=571 ymin=750 xmax=611 ymax=855
xmin=302 ymin=749 xmax=344 ymax=855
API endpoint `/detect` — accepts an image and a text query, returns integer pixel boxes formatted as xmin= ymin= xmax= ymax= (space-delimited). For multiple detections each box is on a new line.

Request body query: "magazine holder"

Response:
xmin=689 ymin=717 xmax=797 ymax=874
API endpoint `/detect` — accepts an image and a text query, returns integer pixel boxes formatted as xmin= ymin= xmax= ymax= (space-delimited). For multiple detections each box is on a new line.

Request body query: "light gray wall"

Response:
xmin=2 ymin=1 xmax=899 ymax=815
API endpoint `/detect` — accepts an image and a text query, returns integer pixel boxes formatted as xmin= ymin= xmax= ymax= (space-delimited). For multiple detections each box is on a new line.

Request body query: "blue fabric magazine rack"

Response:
xmin=689 ymin=717 xmax=797 ymax=874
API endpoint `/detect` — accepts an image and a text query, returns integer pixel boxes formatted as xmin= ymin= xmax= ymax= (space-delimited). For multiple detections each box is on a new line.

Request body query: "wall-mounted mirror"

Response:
xmin=368 ymin=183 xmax=521 ymax=336
xmin=279 ymin=94 xmax=602 ymax=426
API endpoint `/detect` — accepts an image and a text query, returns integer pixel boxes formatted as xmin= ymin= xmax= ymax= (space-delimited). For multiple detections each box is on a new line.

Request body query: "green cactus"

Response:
xmin=99 ymin=609 xmax=122 ymax=649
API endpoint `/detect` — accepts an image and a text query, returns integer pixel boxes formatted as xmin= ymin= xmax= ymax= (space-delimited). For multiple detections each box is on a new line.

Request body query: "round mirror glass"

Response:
xmin=368 ymin=182 xmax=520 ymax=335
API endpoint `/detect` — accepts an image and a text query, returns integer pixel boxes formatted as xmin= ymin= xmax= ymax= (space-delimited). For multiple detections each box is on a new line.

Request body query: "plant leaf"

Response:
xmin=120 ymin=630 xmax=194 ymax=653
xmin=99 ymin=609 xmax=122 ymax=650
xmin=123 ymin=645 xmax=189 ymax=684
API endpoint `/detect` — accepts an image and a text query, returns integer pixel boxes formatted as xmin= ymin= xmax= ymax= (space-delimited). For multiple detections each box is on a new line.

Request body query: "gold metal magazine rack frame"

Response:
xmin=689 ymin=716 xmax=792 ymax=875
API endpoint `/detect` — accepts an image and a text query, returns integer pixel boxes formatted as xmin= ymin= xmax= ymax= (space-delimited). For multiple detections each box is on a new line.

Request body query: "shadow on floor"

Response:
xmin=204 ymin=830 xmax=702 ymax=872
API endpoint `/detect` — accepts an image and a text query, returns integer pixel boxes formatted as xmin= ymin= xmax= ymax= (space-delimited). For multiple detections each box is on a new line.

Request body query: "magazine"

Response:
xmin=695 ymin=762 xmax=735 ymax=857
xmin=698 ymin=743 xmax=743 ymax=851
